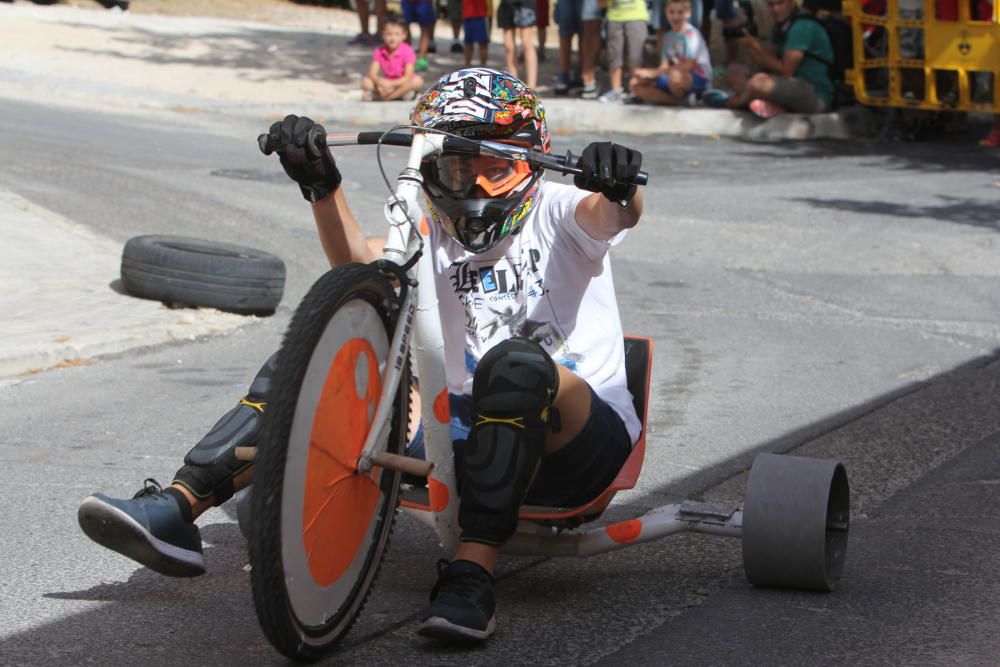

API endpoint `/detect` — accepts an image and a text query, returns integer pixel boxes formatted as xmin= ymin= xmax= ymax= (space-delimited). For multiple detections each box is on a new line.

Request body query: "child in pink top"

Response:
xmin=361 ymin=14 xmax=426 ymax=101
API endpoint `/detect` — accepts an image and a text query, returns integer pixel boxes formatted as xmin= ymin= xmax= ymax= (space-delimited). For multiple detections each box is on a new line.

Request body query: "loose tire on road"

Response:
xmin=249 ymin=263 xmax=408 ymax=662
xmin=120 ymin=235 xmax=285 ymax=316
xmin=741 ymin=453 xmax=850 ymax=592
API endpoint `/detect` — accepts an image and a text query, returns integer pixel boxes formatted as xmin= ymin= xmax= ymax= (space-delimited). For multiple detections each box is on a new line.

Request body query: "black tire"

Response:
xmin=120 ymin=235 xmax=285 ymax=316
xmin=249 ymin=263 xmax=408 ymax=663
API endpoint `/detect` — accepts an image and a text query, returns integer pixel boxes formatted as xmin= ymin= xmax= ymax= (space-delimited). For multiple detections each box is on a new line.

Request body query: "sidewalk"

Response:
xmin=0 ymin=2 xmax=860 ymax=141
xmin=0 ymin=191 xmax=251 ymax=379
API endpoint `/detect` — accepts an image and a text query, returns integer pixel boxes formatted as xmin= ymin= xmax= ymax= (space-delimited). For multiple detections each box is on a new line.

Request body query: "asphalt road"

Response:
xmin=1 ymin=98 xmax=999 ymax=665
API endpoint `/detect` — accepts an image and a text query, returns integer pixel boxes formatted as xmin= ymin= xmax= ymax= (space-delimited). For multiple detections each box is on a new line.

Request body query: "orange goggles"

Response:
xmin=432 ymin=154 xmax=533 ymax=198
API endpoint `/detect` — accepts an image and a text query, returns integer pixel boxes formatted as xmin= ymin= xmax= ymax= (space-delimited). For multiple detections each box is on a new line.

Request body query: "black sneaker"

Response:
xmin=418 ymin=559 xmax=496 ymax=642
xmin=78 ymin=479 xmax=205 ymax=577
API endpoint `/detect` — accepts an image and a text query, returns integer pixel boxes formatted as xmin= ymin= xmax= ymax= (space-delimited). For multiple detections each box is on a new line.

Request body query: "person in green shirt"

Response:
xmin=724 ymin=0 xmax=834 ymax=117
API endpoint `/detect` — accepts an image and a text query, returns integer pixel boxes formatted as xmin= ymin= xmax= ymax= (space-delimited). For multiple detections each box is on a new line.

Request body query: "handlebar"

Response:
xmin=258 ymin=130 xmax=649 ymax=187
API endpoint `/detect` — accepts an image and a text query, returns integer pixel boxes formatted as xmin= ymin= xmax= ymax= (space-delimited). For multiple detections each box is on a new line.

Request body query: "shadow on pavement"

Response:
xmin=787 ymin=194 xmax=1000 ymax=231
xmin=52 ymin=20 xmax=567 ymax=95
xmin=727 ymin=128 xmax=1000 ymax=174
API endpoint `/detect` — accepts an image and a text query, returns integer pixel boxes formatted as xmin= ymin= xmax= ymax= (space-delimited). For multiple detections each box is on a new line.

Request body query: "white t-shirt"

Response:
xmin=428 ymin=180 xmax=642 ymax=445
xmin=663 ymin=22 xmax=712 ymax=79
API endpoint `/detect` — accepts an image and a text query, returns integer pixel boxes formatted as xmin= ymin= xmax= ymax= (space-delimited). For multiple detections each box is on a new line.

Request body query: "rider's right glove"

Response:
xmin=267 ymin=114 xmax=342 ymax=203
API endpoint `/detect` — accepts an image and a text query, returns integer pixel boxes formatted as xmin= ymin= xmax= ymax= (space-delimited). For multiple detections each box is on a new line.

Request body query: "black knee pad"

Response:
xmin=173 ymin=353 xmax=276 ymax=505
xmin=459 ymin=338 xmax=560 ymax=545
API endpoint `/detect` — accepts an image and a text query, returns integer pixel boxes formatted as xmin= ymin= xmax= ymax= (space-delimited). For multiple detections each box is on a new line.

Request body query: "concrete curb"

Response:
xmin=260 ymin=99 xmax=862 ymax=142
xmin=0 ymin=84 xmax=863 ymax=142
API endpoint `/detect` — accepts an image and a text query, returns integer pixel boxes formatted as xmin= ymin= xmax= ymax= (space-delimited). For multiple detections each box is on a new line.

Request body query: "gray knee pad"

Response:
xmin=459 ymin=338 xmax=560 ymax=545
xmin=173 ymin=353 xmax=276 ymax=505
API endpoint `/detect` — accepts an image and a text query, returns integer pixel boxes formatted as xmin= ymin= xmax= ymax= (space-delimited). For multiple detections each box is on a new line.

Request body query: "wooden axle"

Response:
xmin=234 ymin=445 xmax=433 ymax=479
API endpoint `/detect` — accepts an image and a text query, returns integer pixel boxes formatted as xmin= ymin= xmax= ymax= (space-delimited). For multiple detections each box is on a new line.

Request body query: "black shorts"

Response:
xmin=497 ymin=0 xmax=538 ymax=29
xmin=444 ymin=386 xmax=632 ymax=508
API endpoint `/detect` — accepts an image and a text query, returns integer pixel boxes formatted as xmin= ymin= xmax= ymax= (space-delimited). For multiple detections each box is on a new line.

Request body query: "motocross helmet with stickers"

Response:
xmin=411 ymin=68 xmax=550 ymax=254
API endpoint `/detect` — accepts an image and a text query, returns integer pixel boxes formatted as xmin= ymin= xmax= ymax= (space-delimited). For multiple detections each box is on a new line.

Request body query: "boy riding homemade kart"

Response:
xmin=79 ymin=68 xmax=849 ymax=663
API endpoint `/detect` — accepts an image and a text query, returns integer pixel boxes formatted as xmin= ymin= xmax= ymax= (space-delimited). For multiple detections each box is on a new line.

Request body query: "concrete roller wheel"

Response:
xmin=741 ymin=453 xmax=850 ymax=592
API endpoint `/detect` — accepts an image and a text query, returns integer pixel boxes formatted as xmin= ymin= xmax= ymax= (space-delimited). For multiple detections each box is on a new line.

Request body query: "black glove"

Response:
xmin=574 ymin=141 xmax=642 ymax=207
xmin=266 ymin=114 xmax=342 ymax=203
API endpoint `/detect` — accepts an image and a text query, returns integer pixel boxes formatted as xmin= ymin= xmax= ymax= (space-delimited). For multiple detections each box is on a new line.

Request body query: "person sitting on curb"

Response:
xmin=628 ymin=0 xmax=711 ymax=106
xmin=362 ymin=14 xmax=426 ymax=101
xmin=78 ymin=67 xmax=645 ymax=644
xmin=723 ymin=0 xmax=834 ymax=118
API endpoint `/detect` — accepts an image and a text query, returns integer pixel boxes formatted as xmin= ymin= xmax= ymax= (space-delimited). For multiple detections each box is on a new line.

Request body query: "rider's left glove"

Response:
xmin=267 ymin=114 xmax=342 ymax=203
xmin=574 ymin=142 xmax=643 ymax=207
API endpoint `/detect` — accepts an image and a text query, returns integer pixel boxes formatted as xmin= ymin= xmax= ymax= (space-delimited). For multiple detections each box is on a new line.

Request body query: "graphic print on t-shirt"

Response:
xmin=446 ymin=243 xmax=582 ymax=371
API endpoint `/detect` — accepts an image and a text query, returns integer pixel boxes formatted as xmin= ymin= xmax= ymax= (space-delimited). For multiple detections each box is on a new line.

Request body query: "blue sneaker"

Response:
xmin=418 ymin=559 xmax=496 ymax=642
xmin=78 ymin=479 xmax=205 ymax=577
xmin=702 ymin=89 xmax=731 ymax=108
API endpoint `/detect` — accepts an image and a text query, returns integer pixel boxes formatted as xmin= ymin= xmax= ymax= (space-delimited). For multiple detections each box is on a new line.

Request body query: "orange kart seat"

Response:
xmin=517 ymin=335 xmax=653 ymax=528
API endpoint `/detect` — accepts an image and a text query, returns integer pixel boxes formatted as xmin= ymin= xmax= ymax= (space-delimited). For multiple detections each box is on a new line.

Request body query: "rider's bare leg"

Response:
xmin=173 ymin=466 xmax=255 ymax=520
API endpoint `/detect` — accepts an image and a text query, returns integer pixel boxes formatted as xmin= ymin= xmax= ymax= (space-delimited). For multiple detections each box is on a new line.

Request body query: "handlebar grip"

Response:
xmin=257 ymin=133 xmax=273 ymax=155
xmin=357 ymin=131 xmax=413 ymax=147
xmin=256 ymin=126 xmax=328 ymax=157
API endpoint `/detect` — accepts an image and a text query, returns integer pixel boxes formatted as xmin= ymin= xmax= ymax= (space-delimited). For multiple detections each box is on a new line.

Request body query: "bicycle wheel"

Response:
xmin=249 ymin=263 xmax=409 ymax=662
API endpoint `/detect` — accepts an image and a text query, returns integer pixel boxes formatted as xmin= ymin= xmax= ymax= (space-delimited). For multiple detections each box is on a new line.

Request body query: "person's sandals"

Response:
xmin=78 ymin=479 xmax=205 ymax=577
xmin=581 ymin=83 xmax=599 ymax=100
xmin=418 ymin=559 xmax=497 ymax=642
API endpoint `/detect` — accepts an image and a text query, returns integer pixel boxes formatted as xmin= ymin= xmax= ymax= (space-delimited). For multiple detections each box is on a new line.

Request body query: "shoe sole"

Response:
xmin=77 ymin=496 xmax=205 ymax=578
xmin=417 ymin=615 xmax=496 ymax=642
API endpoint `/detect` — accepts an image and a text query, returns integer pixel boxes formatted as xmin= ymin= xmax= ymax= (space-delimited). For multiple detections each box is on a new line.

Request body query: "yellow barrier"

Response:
xmin=843 ymin=0 xmax=999 ymax=111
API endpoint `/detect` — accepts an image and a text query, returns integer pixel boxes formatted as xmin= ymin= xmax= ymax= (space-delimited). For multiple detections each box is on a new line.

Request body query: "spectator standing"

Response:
xmin=463 ymin=0 xmax=492 ymax=65
xmin=554 ymin=0 xmax=582 ymax=94
xmin=402 ymin=0 xmax=438 ymax=70
xmin=554 ymin=0 xmax=603 ymax=97
xmin=448 ymin=0 xmax=465 ymax=53
xmin=724 ymin=0 xmax=834 ymax=117
xmin=350 ymin=0 xmax=388 ymax=46
xmin=598 ymin=0 xmax=650 ymax=102
xmin=537 ymin=0 xmax=551 ymax=60
xmin=362 ymin=15 xmax=426 ymax=100
xmin=498 ymin=0 xmax=539 ymax=88
xmin=629 ymin=0 xmax=711 ymax=104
